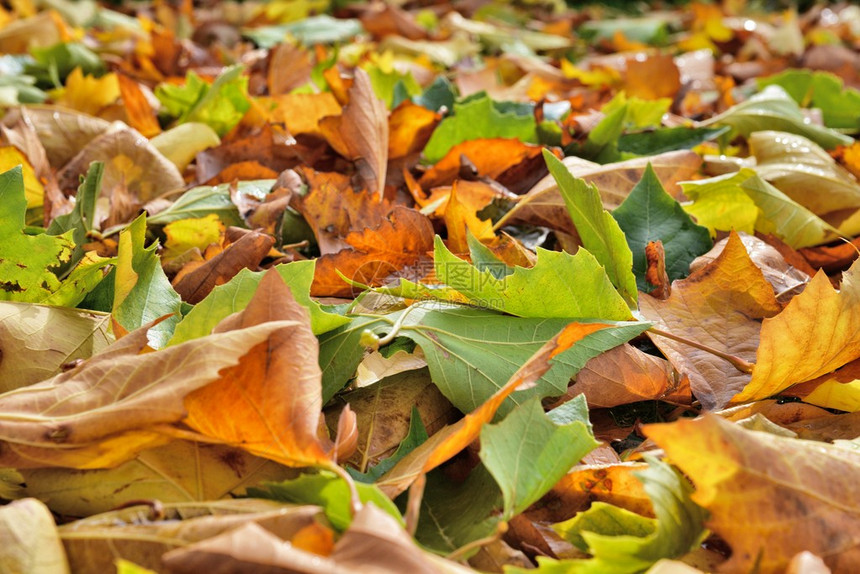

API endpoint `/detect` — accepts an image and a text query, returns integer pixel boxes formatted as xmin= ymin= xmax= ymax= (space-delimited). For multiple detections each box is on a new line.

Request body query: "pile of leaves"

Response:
xmin=1 ymin=0 xmax=860 ymax=572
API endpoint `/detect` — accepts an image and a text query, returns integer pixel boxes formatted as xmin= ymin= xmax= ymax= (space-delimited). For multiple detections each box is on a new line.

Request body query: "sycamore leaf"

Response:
xmin=319 ymin=68 xmax=389 ymax=198
xmin=645 ymin=415 xmax=860 ymax=574
xmin=0 ymin=302 xmax=112 ymax=393
xmin=641 ymin=232 xmax=781 ymax=410
xmin=700 ymin=85 xmax=852 ymax=150
xmin=545 ymin=150 xmax=638 ymax=307
xmin=422 ymin=92 xmax=538 ymax=163
xmin=378 ymin=321 xmax=648 ymax=498
xmin=60 ymin=500 xmax=323 ymax=574
xmin=500 ymin=151 xmax=702 ymax=232
xmin=0 ymin=317 xmax=295 ymax=469
xmin=183 ymin=269 xmax=334 ymax=468
xmin=161 ymin=503 xmax=473 ymax=574
xmin=612 ymin=164 xmax=712 ymax=291
xmin=397 ymin=305 xmax=649 ymax=416
xmin=757 ymin=69 xmax=860 ymax=130
xmin=523 ymin=458 xmax=707 ymax=574
xmin=480 ymin=396 xmax=599 ymax=519
xmin=248 ymin=471 xmax=402 ymax=531
xmin=155 ymin=66 xmax=250 ymax=137
xmin=0 ymin=166 xmax=74 ymax=302
xmin=318 ymin=315 xmax=388 ymax=402
xmin=0 ymin=498 xmax=69 ymax=574
xmin=734 ymin=257 xmax=860 ymax=402
xmin=171 ymin=261 xmax=348 ymax=344
xmin=750 ymin=131 xmax=860 ymax=236
xmin=434 ymin=237 xmax=633 ymax=321
xmin=112 ymin=214 xmax=183 ymax=349
xmin=17 ymin=439 xmax=297 ymax=518
xmin=682 ymin=168 xmax=841 ymax=249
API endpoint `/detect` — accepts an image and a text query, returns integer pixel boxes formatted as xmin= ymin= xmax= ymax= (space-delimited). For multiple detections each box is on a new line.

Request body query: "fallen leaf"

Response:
xmin=388 ymin=100 xmax=440 ymax=159
xmin=734 ymin=256 xmax=860 ymax=402
xmin=117 ymin=74 xmax=161 ymax=138
xmin=443 ymin=180 xmax=496 ymax=253
xmin=319 ymin=68 xmax=389 ymax=198
xmin=184 ymin=269 xmax=334 ymax=467
xmin=645 ymin=414 xmax=860 ymax=574
xmin=623 ymin=53 xmax=680 ymax=100
xmin=0 ymin=498 xmax=69 ymax=574
xmin=640 ymin=231 xmax=781 ymax=410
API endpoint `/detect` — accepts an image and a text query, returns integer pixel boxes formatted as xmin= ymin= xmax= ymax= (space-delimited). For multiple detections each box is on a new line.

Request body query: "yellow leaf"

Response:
xmin=0 ymin=145 xmax=43 ymax=208
xmin=734 ymin=257 xmax=860 ymax=402
xmin=442 ymin=180 xmax=496 ymax=253
xmin=51 ymin=68 xmax=120 ymax=116
xmin=645 ymin=414 xmax=860 ymax=574
xmin=162 ymin=214 xmax=224 ymax=262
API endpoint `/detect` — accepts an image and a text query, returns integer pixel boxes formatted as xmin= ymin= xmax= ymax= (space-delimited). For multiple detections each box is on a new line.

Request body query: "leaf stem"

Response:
xmin=329 ymin=463 xmax=363 ymax=517
xmin=446 ymin=521 xmax=508 ymax=562
xmin=648 ymin=327 xmax=754 ymax=374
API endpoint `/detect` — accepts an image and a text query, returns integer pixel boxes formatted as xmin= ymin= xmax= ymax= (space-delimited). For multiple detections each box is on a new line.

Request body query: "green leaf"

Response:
xmin=682 ymin=168 xmax=841 ymax=249
xmin=26 ymin=42 xmax=104 ymax=87
xmin=155 ymin=66 xmax=250 ymax=137
xmin=111 ymin=214 xmax=183 ymax=348
xmin=242 ymin=15 xmax=364 ymax=48
xmin=612 ymin=164 xmax=712 ymax=290
xmin=617 ymin=126 xmax=729 ymax=155
xmin=415 ymin=464 xmax=503 ymax=555
xmin=47 ymin=161 xmax=103 ymax=273
xmin=578 ymin=16 xmax=671 ymax=45
xmin=422 ymin=93 xmax=538 ymax=163
xmin=701 ymin=85 xmax=853 ymax=150
xmin=434 ymin=237 xmax=634 ymax=321
xmin=397 ymin=305 xmax=650 ymax=415
xmin=0 ymin=166 xmax=75 ymax=302
xmin=318 ymin=315 xmax=388 ymax=402
xmin=480 ymin=395 xmax=599 ymax=519
xmin=247 ymin=470 xmax=402 ymax=531
xmin=349 ymin=406 xmax=428 ymax=483
xmin=528 ymin=458 xmax=707 ymax=574
xmin=415 ymin=76 xmax=457 ymax=112
xmin=545 ymin=150 xmax=638 ymax=307
xmin=40 ymin=253 xmax=115 ymax=308
xmin=365 ymin=65 xmax=421 ymax=108
xmin=169 ymin=261 xmax=349 ymax=345
xmin=757 ymin=69 xmax=860 ymax=131
xmin=147 ymin=181 xmax=256 ymax=227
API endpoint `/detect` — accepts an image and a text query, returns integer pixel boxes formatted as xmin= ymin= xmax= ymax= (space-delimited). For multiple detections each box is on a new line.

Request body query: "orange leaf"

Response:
xmin=118 ymin=74 xmax=161 ymax=138
xmin=623 ymin=53 xmax=680 ymax=100
xmin=260 ymin=92 xmax=341 ymax=136
xmin=388 ymin=100 xmax=440 ymax=159
xmin=443 ymin=180 xmax=496 ymax=253
xmin=184 ymin=269 xmax=333 ymax=468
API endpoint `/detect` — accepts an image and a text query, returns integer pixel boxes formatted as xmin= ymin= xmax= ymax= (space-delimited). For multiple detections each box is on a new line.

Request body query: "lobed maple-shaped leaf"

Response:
xmin=434 ymin=236 xmax=633 ymax=321
xmin=645 ymin=415 xmax=860 ymax=573
xmin=734 ymin=256 xmax=860 ymax=402
xmin=0 ymin=166 xmax=74 ymax=302
xmin=641 ymin=232 xmax=781 ymax=410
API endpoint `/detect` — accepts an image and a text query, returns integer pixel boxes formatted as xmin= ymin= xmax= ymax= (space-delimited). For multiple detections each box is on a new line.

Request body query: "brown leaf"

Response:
xmin=500 ymin=151 xmax=702 ymax=233
xmin=196 ymin=124 xmax=300 ymax=184
xmin=4 ymin=106 xmax=110 ymax=167
xmin=292 ymin=167 xmax=391 ymax=255
xmin=311 ymin=206 xmax=434 ymax=298
xmin=260 ymin=92 xmax=342 ymax=137
xmin=184 ymin=269 xmax=333 ymax=467
xmin=0 ymin=317 xmax=295 ymax=469
xmin=644 ymin=240 xmax=671 ymax=299
xmin=641 ymin=232 xmax=781 ymax=410
xmin=172 ymin=229 xmax=276 ymax=304
xmin=568 ymin=344 xmax=677 ymax=408
xmin=645 ymin=415 xmax=860 ymax=574
xmin=267 ymin=43 xmax=312 ymax=96
xmin=319 ymin=68 xmax=389 ymax=199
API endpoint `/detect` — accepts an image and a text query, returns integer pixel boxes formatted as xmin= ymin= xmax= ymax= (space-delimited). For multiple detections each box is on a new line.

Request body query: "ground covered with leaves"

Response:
xmin=1 ymin=0 xmax=860 ymax=572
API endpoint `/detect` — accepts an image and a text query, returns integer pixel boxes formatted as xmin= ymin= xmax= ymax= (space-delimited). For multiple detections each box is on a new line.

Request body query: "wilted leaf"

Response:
xmin=640 ymin=232 xmax=781 ymax=410
xmin=545 ymin=150 xmax=637 ymax=307
xmin=0 ymin=498 xmax=69 ymax=574
xmin=0 ymin=317 xmax=295 ymax=469
xmin=734 ymin=257 xmax=860 ymax=402
xmin=18 ymin=440 xmax=297 ymax=517
xmin=0 ymin=166 xmax=74 ymax=302
xmin=434 ymin=236 xmax=633 ymax=321
xmin=645 ymin=415 xmax=860 ymax=573
xmin=0 ymin=301 xmax=111 ymax=392
xmin=480 ymin=396 xmax=599 ymax=519
xmin=612 ymin=164 xmax=712 ymax=291
xmin=319 ymin=68 xmax=389 ymax=198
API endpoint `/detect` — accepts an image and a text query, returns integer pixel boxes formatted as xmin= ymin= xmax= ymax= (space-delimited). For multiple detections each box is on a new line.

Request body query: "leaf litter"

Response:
xmin=1 ymin=0 xmax=860 ymax=572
